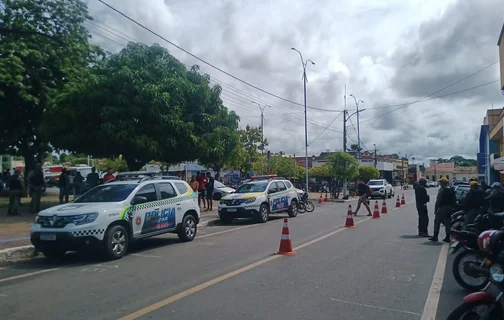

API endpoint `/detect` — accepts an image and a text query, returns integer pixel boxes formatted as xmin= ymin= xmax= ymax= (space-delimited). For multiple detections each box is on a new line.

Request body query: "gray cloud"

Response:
xmin=85 ymin=0 xmax=504 ymax=164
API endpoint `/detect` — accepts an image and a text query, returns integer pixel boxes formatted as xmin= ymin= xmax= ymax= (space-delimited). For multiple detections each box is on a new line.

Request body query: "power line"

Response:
xmin=294 ymin=112 xmax=343 ymax=154
xmin=361 ymin=79 xmax=499 ymax=123
xmin=97 ymin=0 xmax=341 ymax=113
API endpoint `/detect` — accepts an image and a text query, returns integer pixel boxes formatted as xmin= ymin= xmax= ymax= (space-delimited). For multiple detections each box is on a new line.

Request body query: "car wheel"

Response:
xmin=388 ymin=191 xmax=392 ymax=198
xmin=103 ymin=224 xmax=129 ymax=260
xmin=383 ymin=192 xmax=387 ymax=200
xmin=178 ymin=214 xmax=197 ymax=242
xmin=256 ymin=203 xmax=269 ymax=223
xmin=42 ymin=248 xmax=66 ymax=260
xmin=288 ymin=200 xmax=298 ymax=217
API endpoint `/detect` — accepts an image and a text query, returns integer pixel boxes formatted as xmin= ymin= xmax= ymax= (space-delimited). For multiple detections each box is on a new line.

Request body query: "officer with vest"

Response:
xmin=429 ymin=177 xmax=456 ymax=243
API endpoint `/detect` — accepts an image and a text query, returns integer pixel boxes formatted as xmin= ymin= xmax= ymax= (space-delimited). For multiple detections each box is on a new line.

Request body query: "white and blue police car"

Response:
xmin=217 ymin=175 xmax=299 ymax=224
xmin=31 ymin=174 xmax=200 ymax=260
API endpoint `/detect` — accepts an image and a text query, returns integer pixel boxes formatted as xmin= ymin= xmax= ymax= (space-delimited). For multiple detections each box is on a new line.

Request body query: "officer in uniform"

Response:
xmin=429 ymin=177 xmax=456 ymax=243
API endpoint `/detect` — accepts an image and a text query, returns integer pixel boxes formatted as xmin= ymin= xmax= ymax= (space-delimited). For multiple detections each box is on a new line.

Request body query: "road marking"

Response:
xmin=131 ymin=254 xmax=162 ymax=259
xmin=393 ymin=201 xmax=416 ymax=211
xmin=0 ymin=268 xmax=59 ymax=284
xmin=118 ymin=217 xmax=372 ymax=320
xmin=329 ymin=298 xmax=421 ymax=316
xmin=197 ymin=224 xmax=260 ymax=239
xmin=420 ymin=243 xmax=448 ymax=320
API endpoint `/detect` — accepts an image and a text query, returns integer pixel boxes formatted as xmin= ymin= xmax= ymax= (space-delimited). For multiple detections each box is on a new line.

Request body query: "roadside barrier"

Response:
xmin=381 ymin=199 xmax=388 ymax=214
xmin=396 ymin=195 xmax=401 ymax=208
xmin=401 ymin=194 xmax=406 ymax=205
xmin=318 ymin=193 xmax=323 ymax=204
xmin=324 ymin=193 xmax=328 ymax=202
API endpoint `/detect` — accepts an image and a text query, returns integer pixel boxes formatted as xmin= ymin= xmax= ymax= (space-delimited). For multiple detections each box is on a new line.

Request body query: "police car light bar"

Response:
xmin=250 ymin=174 xmax=278 ymax=180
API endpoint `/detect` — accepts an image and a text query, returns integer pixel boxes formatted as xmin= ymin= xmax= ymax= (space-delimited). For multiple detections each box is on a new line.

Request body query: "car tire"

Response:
xmin=178 ymin=215 xmax=197 ymax=242
xmin=387 ymin=191 xmax=392 ymax=198
xmin=255 ymin=204 xmax=269 ymax=223
xmin=103 ymin=224 xmax=129 ymax=261
xmin=383 ymin=192 xmax=387 ymax=200
xmin=42 ymin=248 xmax=66 ymax=260
xmin=288 ymin=200 xmax=298 ymax=217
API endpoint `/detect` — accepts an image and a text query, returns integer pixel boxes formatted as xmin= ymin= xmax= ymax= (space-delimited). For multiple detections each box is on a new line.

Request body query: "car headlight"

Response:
xmin=490 ymin=264 xmax=504 ymax=282
xmin=72 ymin=213 xmax=98 ymax=225
xmin=244 ymin=198 xmax=256 ymax=204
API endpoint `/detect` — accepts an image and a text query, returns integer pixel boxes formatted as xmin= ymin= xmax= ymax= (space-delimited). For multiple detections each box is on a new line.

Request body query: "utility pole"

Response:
xmin=373 ymin=144 xmax=377 ymax=168
xmin=350 ymin=94 xmax=364 ymax=161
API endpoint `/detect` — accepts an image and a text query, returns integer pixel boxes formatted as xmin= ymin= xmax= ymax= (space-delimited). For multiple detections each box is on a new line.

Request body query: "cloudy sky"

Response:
xmin=84 ymin=0 xmax=503 ymax=165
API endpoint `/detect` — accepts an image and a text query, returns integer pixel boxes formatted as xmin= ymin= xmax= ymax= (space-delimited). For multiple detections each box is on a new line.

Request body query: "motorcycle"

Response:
xmin=297 ymin=190 xmax=314 ymax=213
xmin=447 ymin=235 xmax=504 ymax=319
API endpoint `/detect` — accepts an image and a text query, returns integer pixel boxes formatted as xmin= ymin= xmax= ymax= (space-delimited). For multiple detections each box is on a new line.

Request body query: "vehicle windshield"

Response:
xmin=455 ymin=186 xmax=470 ymax=200
xmin=234 ymin=182 xmax=268 ymax=193
xmin=368 ymin=180 xmax=384 ymax=186
xmin=74 ymin=184 xmax=137 ymax=203
xmin=214 ymin=180 xmax=225 ymax=188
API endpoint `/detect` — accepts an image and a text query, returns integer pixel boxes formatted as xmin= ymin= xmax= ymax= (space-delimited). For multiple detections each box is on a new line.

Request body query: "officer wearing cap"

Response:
xmin=415 ymin=178 xmax=430 ymax=237
xmin=429 ymin=177 xmax=456 ymax=242
xmin=460 ymin=180 xmax=485 ymax=224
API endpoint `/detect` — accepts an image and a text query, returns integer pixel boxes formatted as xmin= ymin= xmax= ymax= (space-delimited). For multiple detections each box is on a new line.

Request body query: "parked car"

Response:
xmin=212 ymin=180 xmax=235 ymax=200
xmin=367 ymin=179 xmax=394 ymax=199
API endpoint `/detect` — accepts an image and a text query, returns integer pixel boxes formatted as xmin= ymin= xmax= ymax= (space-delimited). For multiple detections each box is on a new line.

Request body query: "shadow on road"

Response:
xmin=400 ymin=235 xmax=422 ymax=239
xmin=204 ymin=216 xmax=285 ymax=227
xmin=421 ymin=241 xmax=444 ymax=246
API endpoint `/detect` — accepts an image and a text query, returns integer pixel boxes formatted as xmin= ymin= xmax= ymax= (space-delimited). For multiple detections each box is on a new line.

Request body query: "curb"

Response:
xmin=0 ymin=245 xmax=37 ymax=263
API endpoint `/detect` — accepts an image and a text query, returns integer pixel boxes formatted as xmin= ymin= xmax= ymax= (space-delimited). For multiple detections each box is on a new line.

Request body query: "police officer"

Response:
xmin=415 ymin=178 xmax=430 ymax=237
xmin=429 ymin=177 xmax=456 ymax=243
xmin=460 ymin=180 xmax=485 ymax=224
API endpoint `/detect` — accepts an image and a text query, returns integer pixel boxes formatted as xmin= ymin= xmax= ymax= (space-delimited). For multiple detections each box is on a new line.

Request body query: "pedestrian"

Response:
xmin=73 ymin=171 xmax=84 ymax=197
xmin=353 ymin=177 xmax=372 ymax=216
xmin=86 ymin=167 xmax=100 ymax=189
xmin=196 ymin=171 xmax=207 ymax=209
xmin=189 ymin=175 xmax=199 ymax=192
xmin=205 ymin=172 xmax=215 ymax=211
xmin=102 ymin=168 xmax=115 ymax=183
xmin=29 ymin=163 xmax=45 ymax=213
xmin=415 ymin=178 xmax=430 ymax=237
xmin=58 ymin=168 xmax=70 ymax=204
xmin=429 ymin=177 xmax=456 ymax=243
xmin=7 ymin=169 xmax=23 ymax=216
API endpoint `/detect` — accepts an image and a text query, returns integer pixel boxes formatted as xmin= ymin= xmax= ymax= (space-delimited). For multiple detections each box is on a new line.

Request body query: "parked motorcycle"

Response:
xmin=297 ymin=190 xmax=314 ymax=213
xmin=447 ymin=230 xmax=504 ymax=319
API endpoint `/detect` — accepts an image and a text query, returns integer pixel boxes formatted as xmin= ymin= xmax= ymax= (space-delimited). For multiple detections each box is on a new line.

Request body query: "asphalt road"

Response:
xmin=0 ymin=187 xmax=465 ymax=319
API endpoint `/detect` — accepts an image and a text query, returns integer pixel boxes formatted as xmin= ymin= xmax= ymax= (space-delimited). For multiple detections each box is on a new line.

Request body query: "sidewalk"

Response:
xmin=0 ymin=194 xmax=60 ymax=250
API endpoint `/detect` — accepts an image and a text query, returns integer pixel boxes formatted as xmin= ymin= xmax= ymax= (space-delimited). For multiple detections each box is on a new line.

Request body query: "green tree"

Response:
xmin=44 ymin=43 xmax=236 ymax=170
xmin=328 ymin=152 xmax=359 ymax=180
xmin=96 ymin=158 xmax=129 ymax=173
xmin=239 ymin=125 xmax=267 ymax=175
xmin=0 ymin=0 xmax=101 ymax=173
xmin=309 ymin=164 xmax=335 ymax=179
xmin=358 ymin=165 xmax=380 ymax=181
xmin=252 ymin=154 xmax=298 ymax=177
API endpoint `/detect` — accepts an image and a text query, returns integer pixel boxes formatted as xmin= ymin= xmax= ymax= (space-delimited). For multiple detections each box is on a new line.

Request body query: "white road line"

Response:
xmin=130 ymin=254 xmax=162 ymax=259
xmin=197 ymin=224 xmax=260 ymax=239
xmin=421 ymin=243 xmax=448 ymax=320
xmin=0 ymin=268 xmax=60 ymax=284
xmin=329 ymin=298 xmax=422 ymax=317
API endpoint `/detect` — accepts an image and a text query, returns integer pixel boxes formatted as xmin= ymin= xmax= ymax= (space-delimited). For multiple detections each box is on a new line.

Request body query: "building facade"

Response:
xmin=478 ymin=109 xmax=501 ymax=184
xmin=499 ymin=22 xmax=504 ymax=95
xmin=453 ymin=166 xmax=478 ymax=182
xmin=424 ymin=161 xmax=455 ymax=181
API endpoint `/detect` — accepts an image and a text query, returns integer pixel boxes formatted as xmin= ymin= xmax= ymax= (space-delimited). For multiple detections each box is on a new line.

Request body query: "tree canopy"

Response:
xmin=435 ymin=156 xmax=477 ymax=167
xmin=328 ymin=152 xmax=359 ymax=180
xmin=252 ymin=154 xmax=300 ymax=178
xmin=0 ymin=0 xmax=101 ymax=172
xmin=358 ymin=166 xmax=380 ymax=181
xmin=44 ymin=43 xmax=240 ymax=170
xmin=309 ymin=164 xmax=335 ymax=179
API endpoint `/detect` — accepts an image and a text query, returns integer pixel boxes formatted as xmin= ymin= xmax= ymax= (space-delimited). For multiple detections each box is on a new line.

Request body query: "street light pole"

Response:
xmin=350 ymin=94 xmax=364 ymax=161
xmin=291 ymin=47 xmax=315 ymax=193
xmin=251 ymin=102 xmax=270 ymax=155
xmin=342 ymin=108 xmax=365 ymax=198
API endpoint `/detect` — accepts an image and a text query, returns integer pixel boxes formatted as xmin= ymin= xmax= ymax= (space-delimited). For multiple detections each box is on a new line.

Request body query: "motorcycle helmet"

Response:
xmin=478 ymin=230 xmax=504 ymax=255
xmin=491 ymin=182 xmax=502 ymax=189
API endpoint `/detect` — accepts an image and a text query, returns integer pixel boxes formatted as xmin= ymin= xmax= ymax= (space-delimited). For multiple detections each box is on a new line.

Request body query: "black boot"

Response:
xmin=428 ymin=236 xmax=438 ymax=242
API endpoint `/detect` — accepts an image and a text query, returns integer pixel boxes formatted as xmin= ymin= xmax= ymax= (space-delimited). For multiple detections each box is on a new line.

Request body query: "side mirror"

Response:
xmin=131 ymin=196 xmax=148 ymax=205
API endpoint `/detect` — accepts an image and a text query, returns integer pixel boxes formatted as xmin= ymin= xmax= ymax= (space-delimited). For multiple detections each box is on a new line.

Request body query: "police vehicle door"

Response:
xmin=148 ymin=182 xmax=179 ymax=234
xmin=274 ymin=181 xmax=290 ymax=211
xmin=267 ymin=182 xmax=280 ymax=212
xmin=131 ymin=184 xmax=159 ymax=238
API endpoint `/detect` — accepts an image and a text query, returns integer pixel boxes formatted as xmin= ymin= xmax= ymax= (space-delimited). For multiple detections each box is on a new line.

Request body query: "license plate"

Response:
xmin=40 ymin=233 xmax=56 ymax=241
xmin=227 ymin=208 xmax=236 ymax=212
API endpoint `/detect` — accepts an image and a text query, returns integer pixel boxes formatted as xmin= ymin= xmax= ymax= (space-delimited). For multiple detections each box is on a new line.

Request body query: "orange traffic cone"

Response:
xmin=324 ymin=193 xmax=328 ymax=202
xmin=345 ymin=205 xmax=355 ymax=228
xmin=275 ymin=218 xmax=296 ymax=256
xmin=381 ymin=199 xmax=388 ymax=214
xmin=401 ymin=194 xmax=406 ymax=205
xmin=396 ymin=195 xmax=401 ymax=208
xmin=318 ymin=193 xmax=323 ymax=204
xmin=372 ymin=201 xmax=380 ymax=219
